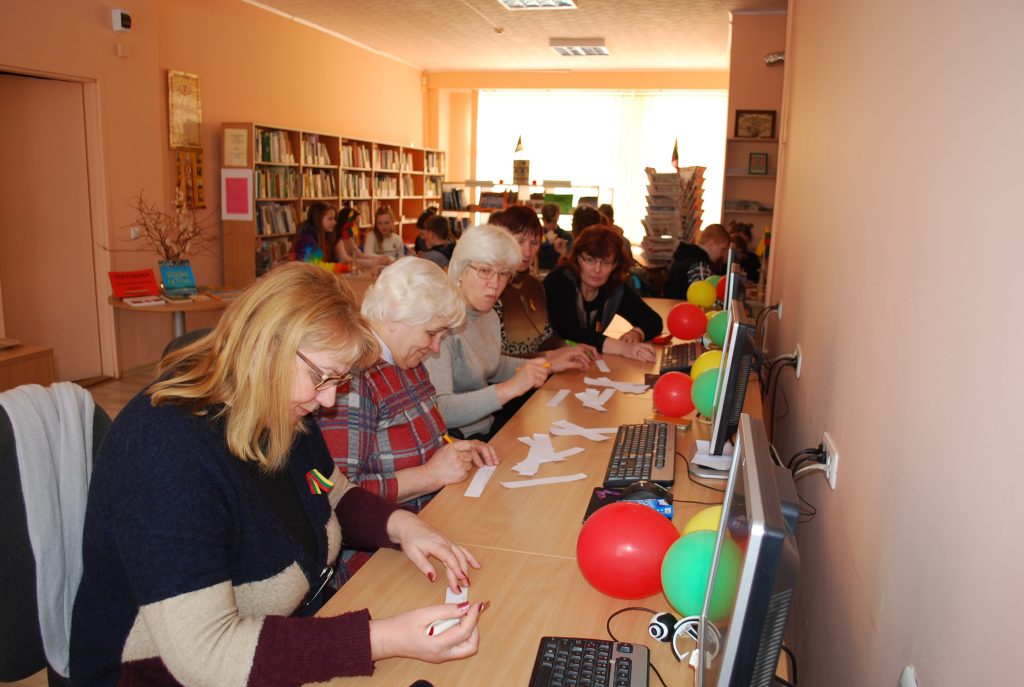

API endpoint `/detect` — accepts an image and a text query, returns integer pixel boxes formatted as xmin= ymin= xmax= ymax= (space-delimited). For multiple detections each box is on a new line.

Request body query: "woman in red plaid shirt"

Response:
xmin=319 ymin=257 xmax=500 ymax=580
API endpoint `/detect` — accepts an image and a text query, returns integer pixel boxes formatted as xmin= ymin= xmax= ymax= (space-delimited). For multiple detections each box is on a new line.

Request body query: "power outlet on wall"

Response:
xmin=794 ymin=344 xmax=802 ymax=379
xmin=898 ymin=666 xmax=918 ymax=687
xmin=129 ymin=226 xmax=140 ymax=240
xmin=823 ymin=431 xmax=839 ymax=489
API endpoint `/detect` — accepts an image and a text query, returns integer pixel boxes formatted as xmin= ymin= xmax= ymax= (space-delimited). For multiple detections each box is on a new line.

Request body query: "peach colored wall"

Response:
xmin=770 ymin=0 xmax=1024 ymax=684
xmin=0 ymin=0 xmax=424 ymax=371
xmin=425 ymin=70 xmax=727 ymax=91
xmin=725 ymin=13 xmax=786 ymax=123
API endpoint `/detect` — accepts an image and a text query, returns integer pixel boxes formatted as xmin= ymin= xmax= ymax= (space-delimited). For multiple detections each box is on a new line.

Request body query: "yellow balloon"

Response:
xmin=705 ymin=309 xmax=721 ymax=322
xmin=682 ymin=505 xmax=723 ymax=537
xmin=686 ymin=281 xmax=716 ymax=308
xmin=689 ymin=349 xmax=723 ymax=381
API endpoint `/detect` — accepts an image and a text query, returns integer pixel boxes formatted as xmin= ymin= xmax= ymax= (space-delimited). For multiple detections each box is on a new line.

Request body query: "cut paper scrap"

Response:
xmin=549 ymin=419 xmax=618 ymax=442
xmin=596 ymin=358 xmax=611 ymax=373
xmin=691 ymin=439 xmax=735 ymax=471
xmin=500 ymin=473 xmax=588 ymax=489
xmin=463 ymin=465 xmax=496 ymax=498
xmin=575 ymin=387 xmax=615 ymax=411
xmin=583 ymin=376 xmax=650 ymax=394
xmin=513 ymin=433 xmax=585 ymax=476
xmin=546 ymin=388 xmax=570 ymax=407
xmin=446 ymin=585 xmax=468 ymax=604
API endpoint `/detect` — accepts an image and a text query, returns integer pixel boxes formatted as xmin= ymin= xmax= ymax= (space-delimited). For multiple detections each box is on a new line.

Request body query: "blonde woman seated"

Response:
xmin=362 ymin=206 xmax=405 ymax=261
xmin=71 ymin=262 xmax=484 ymax=685
xmin=423 ymin=226 xmax=578 ymax=440
xmin=319 ymin=257 xmax=500 ymax=578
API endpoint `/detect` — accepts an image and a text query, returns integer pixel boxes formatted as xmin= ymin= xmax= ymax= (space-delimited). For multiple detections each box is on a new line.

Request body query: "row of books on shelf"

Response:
xmin=256 ymin=203 xmax=298 ymax=236
xmin=256 ymin=129 xmax=296 ymax=165
xmin=256 ymin=168 xmax=299 ymax=199
xmin=374 ymin=175 xmax=399 ymax=196
xmin=443 ymin=188 xmax=466 ymax=210
xmin=723 ymin=199 xmax=774 ymax=212
xmin=257 ymin=238 xmax=292 ymax=274
xmin=425 ymin=178 xmax=441 ymax=197
xmin=342 ymin=143 xmax=372 ymax=168
xmin=373 ymin=148 xmax=401 ymax=171
xmin=425 ymin=152 xmax=444 ymax=175
xmin=302 ymin=170 xmax=338 ymax=198
xmin=342 ymin=172 xmax=371 ymax=198
xmin=302 ymin=135 xmax=334 ymax=166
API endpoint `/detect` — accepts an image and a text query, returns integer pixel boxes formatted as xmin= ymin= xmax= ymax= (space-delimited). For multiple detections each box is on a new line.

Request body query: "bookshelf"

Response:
xmin=221 ymin=123 xmax=445 ymax=287
xmin=441 ymin=182 xmax=605 ymax=228
xmin=721 ymin=137 xmax=776 ymax=244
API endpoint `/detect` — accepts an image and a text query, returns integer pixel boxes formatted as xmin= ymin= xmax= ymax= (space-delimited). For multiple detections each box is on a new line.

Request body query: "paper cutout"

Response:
xmin=446 ymin=585 xmax=468 ymax=604
xmin=500 ymin=473 xmax=588 ymax=489
xmin=546 ymin=388 xmax=570 ymax=407
xmin=583 ymin=376 xmax=649 ymax=394
xmin=596 ymin=359 xmax=611 ymax=373
xmin=513 ymin=433 xmax=585 ymax=476
xmin=464 ymin=465 xmax=496 ymax=497
xmin=575 ymin=387 xmax=615 ymax=411
xmin=549 ymin=419 xmax=618 ymax=442
xmin=691 ymin=439 xmax=735 ymax=471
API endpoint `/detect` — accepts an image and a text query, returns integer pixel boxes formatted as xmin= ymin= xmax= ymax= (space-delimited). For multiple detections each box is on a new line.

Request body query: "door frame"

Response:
xmin=0 ymin=65 xmax=119 ymax=377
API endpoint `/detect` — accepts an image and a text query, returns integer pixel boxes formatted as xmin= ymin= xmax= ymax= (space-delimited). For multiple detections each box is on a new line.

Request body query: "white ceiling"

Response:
xmin=248 ymin=0 xmax=787 ymax=72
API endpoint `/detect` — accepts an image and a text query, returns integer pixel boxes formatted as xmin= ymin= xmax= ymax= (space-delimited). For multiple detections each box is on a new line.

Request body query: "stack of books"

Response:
xmin=642 ymin=166 xmax=705 ymax=244
xmin=640 ymin=235 xmax=678 ymax=266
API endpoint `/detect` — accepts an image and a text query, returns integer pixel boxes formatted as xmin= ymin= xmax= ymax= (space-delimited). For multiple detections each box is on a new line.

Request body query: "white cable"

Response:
xmin=793 ymin=463 xmax=828 ymax=481
xmin=671 ymin=616 xmax=721 ymax=664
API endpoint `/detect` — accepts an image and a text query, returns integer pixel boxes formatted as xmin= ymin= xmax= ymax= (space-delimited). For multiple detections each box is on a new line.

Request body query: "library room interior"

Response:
xmin=0 ymin=1 xmax=1021 ymax=686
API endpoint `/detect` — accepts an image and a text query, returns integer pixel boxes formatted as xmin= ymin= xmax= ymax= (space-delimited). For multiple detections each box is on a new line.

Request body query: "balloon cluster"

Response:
xmin=655 ymin=303 xmax=730 ymax=418
xmin=576 ymin=503 xmax=740 ymax=622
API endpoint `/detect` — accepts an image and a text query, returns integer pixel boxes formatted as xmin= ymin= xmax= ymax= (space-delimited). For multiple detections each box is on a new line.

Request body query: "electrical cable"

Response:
xmin=780 ymin=644 xmax=798 ymax=685
xmin=604 ymin=607 xmax=669 ymax=687
xmin=754 ymin=302 xmax=781 ymax=353
xmin=764 ymin=353 xmax=798 ymax=440
xmin=678 ymin=450 xmax=726 ymax=493
xmin=774 ymin=676 xmax=796 ymax=687
xmin=793 ymin=463 xmax=827 ymax=481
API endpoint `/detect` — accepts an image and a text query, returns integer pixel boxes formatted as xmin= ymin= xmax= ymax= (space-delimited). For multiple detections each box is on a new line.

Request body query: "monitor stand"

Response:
xmin=688 ymin=439 xmax=732 ymax=480
xmin=688 ymin=462 xmax=729 ymax=481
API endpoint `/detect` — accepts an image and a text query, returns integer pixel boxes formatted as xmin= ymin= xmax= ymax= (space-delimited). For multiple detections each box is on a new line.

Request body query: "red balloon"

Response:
xmin=716 ymin=275 xmax=728 ymax=301
xmin=577 ymin=502 xmax=680 ymax=599
xmin=667 ymin=303 xmax=707 ymax=341
xmin=653 ymin=371 xmax=695 ymax=417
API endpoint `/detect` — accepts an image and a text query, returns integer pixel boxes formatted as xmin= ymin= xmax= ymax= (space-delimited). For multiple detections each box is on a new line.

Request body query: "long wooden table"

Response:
xmin=316 ymin=298 xmax=759 ymax=686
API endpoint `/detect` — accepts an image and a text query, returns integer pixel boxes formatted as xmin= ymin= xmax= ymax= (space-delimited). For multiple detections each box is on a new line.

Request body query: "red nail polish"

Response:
xmin=426 ymin=571 xmax=436 ymax=582
xmin=428 ymin=626 xmax=435 ymax=636
xmin=457 ymin=601 xmax=470 ymax=610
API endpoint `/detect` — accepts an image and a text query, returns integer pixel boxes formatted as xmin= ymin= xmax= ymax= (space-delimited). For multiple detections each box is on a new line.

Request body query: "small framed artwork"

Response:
xmin=221 ymin=168 xmax=254 ymax=221
xmin=748 ymin=152 xmax=769 ymax=175
xmin=734 ymin=109 xmax=777 ymax=139
xmin=168 ymin=70 xmax=203 ymax=149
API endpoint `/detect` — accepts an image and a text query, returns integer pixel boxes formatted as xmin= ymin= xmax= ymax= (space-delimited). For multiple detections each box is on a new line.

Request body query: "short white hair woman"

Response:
xmin=423 ymin=226 xmax=577 ymax=440
xmin=319 ymin=258 xmax=499 ymax=576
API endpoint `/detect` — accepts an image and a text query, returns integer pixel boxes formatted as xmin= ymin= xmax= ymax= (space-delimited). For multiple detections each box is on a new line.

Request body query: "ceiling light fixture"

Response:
xmin=549 ymin=38 xmax=609 ymax=56
xmin=498 ymin=0 xmax=577 ymax=9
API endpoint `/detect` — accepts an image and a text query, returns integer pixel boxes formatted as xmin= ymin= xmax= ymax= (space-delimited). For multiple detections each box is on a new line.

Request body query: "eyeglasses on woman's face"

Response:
xmin=467 ymin=263 xmax=514 ymax=284
xmin=579 ymin=254 xmax=616 ymax=269
xmin=296 ymin=350 xmax=352 ymax=391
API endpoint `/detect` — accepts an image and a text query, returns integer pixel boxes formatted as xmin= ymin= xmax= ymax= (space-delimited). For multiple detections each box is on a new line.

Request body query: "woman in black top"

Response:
xmin=543 ymin=226 xmax=662 ymax=362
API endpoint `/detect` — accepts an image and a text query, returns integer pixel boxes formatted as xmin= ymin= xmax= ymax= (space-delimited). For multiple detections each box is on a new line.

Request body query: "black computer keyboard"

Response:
xmin=659 ymin=341 xmax=698 ymax=375
xmin=528 ymin=636 xmax=650 ymax=687
xmin=602 ymin=422 xmax=675 ymax=488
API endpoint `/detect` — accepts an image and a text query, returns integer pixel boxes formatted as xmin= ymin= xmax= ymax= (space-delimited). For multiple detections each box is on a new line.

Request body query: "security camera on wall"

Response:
xmin=112 ymin=9 xmax=132 ymax=32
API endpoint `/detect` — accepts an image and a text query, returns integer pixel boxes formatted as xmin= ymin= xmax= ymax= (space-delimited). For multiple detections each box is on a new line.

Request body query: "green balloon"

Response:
xmin=661 ymin=530 xmax=742 ymax=622
xmin=691 ymin=369 xmax=719 ymax=417
xmin=706 ymin=275 xmax=722 ymax=287
xmin=707 ymin=310 xmax=729 ymax=348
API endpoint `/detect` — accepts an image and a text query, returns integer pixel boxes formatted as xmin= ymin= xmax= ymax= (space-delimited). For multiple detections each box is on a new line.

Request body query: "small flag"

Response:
xmin=306 ymin=468 xmax=334 ymax=495
xmin=514 ymin=135 xmax=524 ymax=153
xmin=671 ymin=138 xmax=679 ymax=170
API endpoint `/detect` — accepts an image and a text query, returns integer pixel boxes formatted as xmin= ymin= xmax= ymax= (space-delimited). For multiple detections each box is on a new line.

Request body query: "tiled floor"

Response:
xmin=0 ymin=367 xmax=155 ymax=687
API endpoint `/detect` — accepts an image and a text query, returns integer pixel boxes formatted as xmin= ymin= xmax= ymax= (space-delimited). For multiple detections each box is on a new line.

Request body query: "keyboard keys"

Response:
xmin=528 ymin=637 xmax=650 ymax=687
xmin=603 ymin=423 xmax=675 ymax=488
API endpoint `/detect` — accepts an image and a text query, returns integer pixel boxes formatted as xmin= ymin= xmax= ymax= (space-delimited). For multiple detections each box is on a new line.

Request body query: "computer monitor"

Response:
xmin=697 ymin=413 xmax=800 ymax=687
xmin=720 ymin=249 xmax=745 ymax=308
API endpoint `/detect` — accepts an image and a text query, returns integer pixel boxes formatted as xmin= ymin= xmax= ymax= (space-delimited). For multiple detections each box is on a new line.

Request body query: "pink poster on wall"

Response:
xmin=220 ymin=169 xmax=253 ymax=221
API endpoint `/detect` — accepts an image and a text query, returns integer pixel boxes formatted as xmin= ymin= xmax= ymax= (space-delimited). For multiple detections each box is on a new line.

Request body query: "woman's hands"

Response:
xmin=602 ymin=336 xmax=657 ymax=362
xmin=387 ymin=509 xmax=481 ymax=593
xmin=423 ymin=440 xmax=500 ymax=489
xmin=369 ymin=601 xmax=486 ymax=663
xmin=544 ymin=344 xmax=596 ymax=372
xmin=618 ymin=326 xmax=646 ymax=345
xmin=495 ymin=359 xmax=550 ymax=404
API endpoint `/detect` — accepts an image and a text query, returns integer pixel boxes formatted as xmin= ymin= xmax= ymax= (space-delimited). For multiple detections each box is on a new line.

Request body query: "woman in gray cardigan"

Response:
xmin=423 ymin=225 xmax=585 ymax=440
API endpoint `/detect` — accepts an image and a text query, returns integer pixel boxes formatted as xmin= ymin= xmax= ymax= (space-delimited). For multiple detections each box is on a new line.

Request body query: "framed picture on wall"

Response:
xmin=734 ymin=110 xmax=777 ymax=139
xmin=748 ymin=152 xmax=769 ymax=175
xmin=168 ymin=70 xmax=203 ymax=149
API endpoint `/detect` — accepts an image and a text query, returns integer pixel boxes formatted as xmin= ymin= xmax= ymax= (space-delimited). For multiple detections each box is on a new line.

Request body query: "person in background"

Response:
xmin=424 ymin=226 xmax=580 ymax=440
xmin=664 ymin=223 xmax=731 ymax=299
xmin=319 ymin=257 xmax=500 ymax=580
xmin=538 ymin=202 xmax=572 ymax=270
xmin=420 ymin=214 xmax=457 ymax=269
xmin=334 ymin=204 xmax=391 ymax=270
xmin=544 ymin=226 xmax=662 ymax=362
xmin=598 ymin=203 xmax=615 ymax=224
xmin=362 ymin=206 xmax=405 ymax=261
xmin=491 ymin=205 xmax=596 ymax=365
xmin=571 ymin=205 xmax=604 ymax=239
xmin=71 ymin=262 xmax=485 ymax=686
xmin=729 ymin=225 xmax=762 ymax=283
xmin=414 ymin=207 xmax=438 ymax=254
xmin=294 ymin=201 xmax=335 ymax=262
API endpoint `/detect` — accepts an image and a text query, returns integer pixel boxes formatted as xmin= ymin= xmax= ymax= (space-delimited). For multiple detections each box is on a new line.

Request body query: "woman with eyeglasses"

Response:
xmin=423 ymin=225 xmax=578 ymax=440
xmin=544 ymin=225 xmax=663 ymax=362
xmin=71 ymin=262 xmax=485 ymax=686
xmin=319 ymin=257 xmax=500 ymax=580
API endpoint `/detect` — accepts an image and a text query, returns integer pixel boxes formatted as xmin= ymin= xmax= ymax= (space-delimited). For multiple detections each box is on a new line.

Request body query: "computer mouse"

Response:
xmin=621 ymin=480 xmax=672 ymax=501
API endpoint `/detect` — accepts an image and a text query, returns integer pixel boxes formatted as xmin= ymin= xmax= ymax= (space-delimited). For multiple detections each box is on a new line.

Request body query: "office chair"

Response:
xmin=0 ymin=383 xmax=111 ymax=686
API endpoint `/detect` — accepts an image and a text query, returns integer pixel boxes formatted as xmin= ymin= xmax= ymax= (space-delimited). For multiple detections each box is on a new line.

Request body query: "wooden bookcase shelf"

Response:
xmin=221 ymin=123 xmax=445 ymax=287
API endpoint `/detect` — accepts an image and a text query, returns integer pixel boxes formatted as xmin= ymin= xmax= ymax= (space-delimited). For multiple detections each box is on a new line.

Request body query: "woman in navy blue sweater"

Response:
xmin=70 ymin=262 xmax=484 ymax=686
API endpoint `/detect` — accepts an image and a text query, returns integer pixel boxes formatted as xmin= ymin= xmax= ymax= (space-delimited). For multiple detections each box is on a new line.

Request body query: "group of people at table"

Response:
xmin=70 ymin=208 xmax=669 ymax=685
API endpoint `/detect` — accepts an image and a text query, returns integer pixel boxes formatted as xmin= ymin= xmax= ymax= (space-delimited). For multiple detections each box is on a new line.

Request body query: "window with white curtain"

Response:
xmin=475 ymin=90 xmax=727 ymax=243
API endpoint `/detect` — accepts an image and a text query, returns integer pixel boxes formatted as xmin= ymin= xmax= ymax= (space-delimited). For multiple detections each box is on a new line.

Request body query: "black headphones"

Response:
xmin=647 ymin=611 xmax=679 ymax=642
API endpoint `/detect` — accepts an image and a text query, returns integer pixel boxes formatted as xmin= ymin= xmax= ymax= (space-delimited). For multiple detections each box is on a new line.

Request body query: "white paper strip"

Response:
xmin=500 ymin=473 xmax=588 ymax=489
xmin=464 ymin=465 xmax=496 ymax=497
xmin=446 ymin=585 xmax=468 ymax=604
xmin=549 ymin=419 xmax=618 ymax=441
xmin=546 ymin=388 xmax=571 ymax=407
xmin=596 ymin=359 xmax=611 ymax=373
xmin=582 ymin=376 xmax=649 ymax=394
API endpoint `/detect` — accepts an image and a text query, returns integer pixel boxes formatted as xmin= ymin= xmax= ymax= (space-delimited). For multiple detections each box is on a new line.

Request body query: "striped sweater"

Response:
xmin=70 ymin=392 xmax=398 ymax=686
